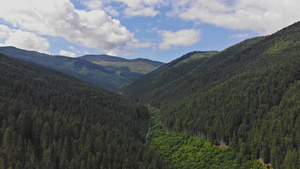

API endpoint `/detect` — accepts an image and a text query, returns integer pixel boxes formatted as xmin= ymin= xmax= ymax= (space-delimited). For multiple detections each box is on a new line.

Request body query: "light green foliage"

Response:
xmin=148 ymin=109 xmax=265 ymax=169
xmin=266 ymin=40 xmax=300 ymax=54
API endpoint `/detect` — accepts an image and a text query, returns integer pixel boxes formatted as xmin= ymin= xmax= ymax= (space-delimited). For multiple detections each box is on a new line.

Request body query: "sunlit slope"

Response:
xmin=80 ymin=54 xmax=164 ymax=74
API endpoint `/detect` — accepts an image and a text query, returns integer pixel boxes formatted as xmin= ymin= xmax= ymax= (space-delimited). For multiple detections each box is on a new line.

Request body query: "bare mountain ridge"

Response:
xmin=79 ymin=54 xmax=164 ymax=74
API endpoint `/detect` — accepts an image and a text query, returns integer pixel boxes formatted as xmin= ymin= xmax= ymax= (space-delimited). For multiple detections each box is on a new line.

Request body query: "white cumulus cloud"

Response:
xmin=169 ymin=0 xmax=300 ymax=35
xmin=124 ymin=7 xmax=159 ymax=17
xmin=112 ymin=0 xmax=169 ymax=17
xmin=159 ymin=29 xmax=202 ymax=50
xmin=60 ymin=50 xmax=77 ymax=58
xmin=113 ymin=0 xmax=142 ymax=8
xmin=0 ymin=0 xmax=134 ymax=55
xmin=83 ymin=0 xmax=103 ymax=10
xmin=0 ymin=25 xmax=11 ymax=39
xmin=104 ymin=6 xmax=120 ymax=17
xmin=0 ymin=25 xmax=50 ymax=53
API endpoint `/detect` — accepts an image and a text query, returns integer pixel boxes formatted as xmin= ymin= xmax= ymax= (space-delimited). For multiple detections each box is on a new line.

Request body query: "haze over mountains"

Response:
xmin=0 ymin=47 xmax=164 ymax=91
xmin=0 ymin=21 xmax=300 ymax=169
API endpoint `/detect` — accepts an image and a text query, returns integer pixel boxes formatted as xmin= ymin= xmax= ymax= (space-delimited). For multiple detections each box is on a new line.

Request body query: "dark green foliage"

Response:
xmin=122 ymin=51 xmax=219 ymax=104
xmin=0 ymin=55 xmax=167 ymax=168
xmin=124 ymin=21 xmax=300 ymax=168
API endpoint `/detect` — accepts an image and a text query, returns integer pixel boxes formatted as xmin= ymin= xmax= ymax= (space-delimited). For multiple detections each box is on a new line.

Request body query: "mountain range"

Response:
xmin=1 ymin=21 xmax=300 ymax=168
xmin=0 ymin=47 xmax=164 ymax=91
xmin=80 ymin=54 xmax=163 ymax=74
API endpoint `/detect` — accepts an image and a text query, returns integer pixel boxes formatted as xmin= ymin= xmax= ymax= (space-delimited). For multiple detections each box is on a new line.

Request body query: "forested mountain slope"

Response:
xmin=0 ymin=54 xmax=167 ymax=169
xmin=0 ymin=47 xmax=162 ymax=91
xmin=124 ymin=21 xmax=300 ymax=168
xmin=122 ymin=51 xmax=219 ymax=104
xmin=123 ymin=36 xmax=269 ymax=106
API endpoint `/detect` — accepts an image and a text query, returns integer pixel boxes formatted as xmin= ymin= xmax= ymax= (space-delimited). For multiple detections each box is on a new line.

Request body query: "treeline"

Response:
xmin=0 ymin=55 xmax=167 ymax=168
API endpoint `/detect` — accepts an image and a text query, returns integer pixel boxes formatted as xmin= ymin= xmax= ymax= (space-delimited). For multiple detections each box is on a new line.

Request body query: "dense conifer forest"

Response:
xmin=0 ymin=54 xmax=167 ymax=168
xmin=1 ymin=21 xmax=300 ymax=169
xmin=124 ymin=22 xmax=300 ymax=168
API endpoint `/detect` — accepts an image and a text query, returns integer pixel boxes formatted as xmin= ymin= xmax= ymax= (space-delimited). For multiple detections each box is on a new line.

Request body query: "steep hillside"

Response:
xmin=0 ymin=54 xmax=167 ymax=168
xmin=123 ymin=35 xmax=267 ymax=106
xmin=124 ymin=21 xmax=300 ymax=168
xmin=0 ymin=47 xmax=160 ymax=91
xmin=122 ymin=49 xmax=244 ymax=104
xmin=80 ymin=54 xmax=164 ymax=74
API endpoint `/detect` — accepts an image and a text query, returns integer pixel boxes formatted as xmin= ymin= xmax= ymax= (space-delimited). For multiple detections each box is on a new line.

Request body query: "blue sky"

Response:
xmin=0 ymin=0 xmax=299 ymax=63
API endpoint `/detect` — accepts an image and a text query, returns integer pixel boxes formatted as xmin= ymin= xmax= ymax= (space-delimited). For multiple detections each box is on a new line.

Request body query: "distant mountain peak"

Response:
xmin=79 ymin=54 xmax=164 ymax=74
xmin=0 ymin=46 xmax=164 ymax=91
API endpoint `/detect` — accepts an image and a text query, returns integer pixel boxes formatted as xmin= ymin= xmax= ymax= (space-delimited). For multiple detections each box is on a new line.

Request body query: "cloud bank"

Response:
xmin=0 ymin=25 xmax=49 ymax=53
xmin=159 ymin=29 xmax=202 ymax=50
xmin=169 ymin=0 xmax=300 ymax=35
xmin=60 ymin=50 xmax=77 ymax=58
xmin=0 ymin=0 xmax=134 ymax=54
xmin=0 ymin=0 xmax=299 ymax=57
xmin=112 ymin=0 xmax=169 ymax=17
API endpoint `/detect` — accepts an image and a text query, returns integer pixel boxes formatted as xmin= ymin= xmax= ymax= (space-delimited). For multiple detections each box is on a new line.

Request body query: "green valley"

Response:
xmin=124 ymin=21 xmax=300 ymax=168
xmin=1 ymin=20 xmax=300 ymax=169
xmin=1 ymin=1 xmax=300 ymax=169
